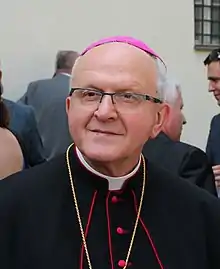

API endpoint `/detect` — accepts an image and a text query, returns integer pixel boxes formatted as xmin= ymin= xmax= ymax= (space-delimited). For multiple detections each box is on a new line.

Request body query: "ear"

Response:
xmin=66 ymin=96 xmax=71 ymax=115
xmin=151 ymin=103 xmax=170 ymax=138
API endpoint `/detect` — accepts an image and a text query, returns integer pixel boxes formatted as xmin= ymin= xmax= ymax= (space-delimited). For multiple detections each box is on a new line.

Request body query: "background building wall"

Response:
xmin=0 ymin=0 xmax=218 ymax=149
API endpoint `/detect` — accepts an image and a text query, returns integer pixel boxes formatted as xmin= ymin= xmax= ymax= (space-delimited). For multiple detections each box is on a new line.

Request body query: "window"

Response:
xmin=194 ymin=0 xmax=220 ymax=47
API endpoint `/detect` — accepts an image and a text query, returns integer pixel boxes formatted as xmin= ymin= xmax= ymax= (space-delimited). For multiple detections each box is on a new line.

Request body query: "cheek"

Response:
xmin=125 ymin=113 xmax=156 ymax=142
xmin=179 ymin=113 xmax=184 ymax=125
xmin=67 ymin=106 xmax=92 ymax=138
xmin=172 ymin=114 xmax=182 ymax=131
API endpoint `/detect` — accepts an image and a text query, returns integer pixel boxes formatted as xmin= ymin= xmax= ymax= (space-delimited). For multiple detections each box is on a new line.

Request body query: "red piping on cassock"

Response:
xmin=80 ymin=191 xmax=97 ymax=269
xmin=131 ymin=190 xmax=164 ymax=269
xmin=106 ymin=191 xmax=115 ymax=269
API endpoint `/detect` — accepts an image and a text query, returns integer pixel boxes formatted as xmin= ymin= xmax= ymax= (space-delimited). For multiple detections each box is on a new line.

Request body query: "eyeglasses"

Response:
xmin=69 ymin=88 xmax=162 ymax=114
xmin=204 ymin=48 xmax=220 ymax=65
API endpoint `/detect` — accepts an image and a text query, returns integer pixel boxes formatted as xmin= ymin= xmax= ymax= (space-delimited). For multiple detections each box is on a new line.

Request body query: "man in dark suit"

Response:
xmin=19 ymin=50 xmax=79 ymax=160
xmin=206 ymin=114 xmax=220 ymax=165
xmin=143 ymin=78 xmax=217 ymax=196
xmin=0 ymin=67 xmax=44 ymax=167
xmin=204 ymin=48 xmax=220 ymax=194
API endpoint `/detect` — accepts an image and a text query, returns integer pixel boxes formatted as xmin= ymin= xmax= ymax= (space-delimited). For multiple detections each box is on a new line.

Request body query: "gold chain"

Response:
xmin=66 ymin=143 xmax=146 ymax=269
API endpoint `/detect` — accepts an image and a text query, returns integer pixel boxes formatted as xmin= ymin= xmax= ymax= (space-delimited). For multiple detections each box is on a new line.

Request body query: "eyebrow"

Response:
xmin=208 ymin=76 xmax=220 ymax=81
xmin=76 ymin=84 xmax=144 ymax=93
xmin=81 ymin=84 xmax=103 ymax=91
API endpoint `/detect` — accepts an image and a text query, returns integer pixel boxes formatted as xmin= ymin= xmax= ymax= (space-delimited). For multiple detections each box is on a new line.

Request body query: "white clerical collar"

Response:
xmin=76 ymin=147 xmax=141 ymax=190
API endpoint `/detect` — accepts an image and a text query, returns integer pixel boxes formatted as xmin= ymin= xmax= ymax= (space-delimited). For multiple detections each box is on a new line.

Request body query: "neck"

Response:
xmin=86 ymin=159 xmax=140 ymax=177
xmin=76 ymin=147 xmax=141 ymax=177
xmin=55 ymin=69 xmax=71 ymax=75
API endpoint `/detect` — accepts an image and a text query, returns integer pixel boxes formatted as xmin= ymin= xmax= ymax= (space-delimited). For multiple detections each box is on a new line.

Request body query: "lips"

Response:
xmin=213 ymin=91 xmax=220 ymax=97
xmin=90 ymin=129 xmax=119 ymax=135
xmin=214 ymin=94 xmax=220 ymax=101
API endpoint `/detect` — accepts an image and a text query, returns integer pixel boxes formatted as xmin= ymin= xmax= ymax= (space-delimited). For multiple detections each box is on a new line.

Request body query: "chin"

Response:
xmin=80 ymin=143 xmax=124 ymax=163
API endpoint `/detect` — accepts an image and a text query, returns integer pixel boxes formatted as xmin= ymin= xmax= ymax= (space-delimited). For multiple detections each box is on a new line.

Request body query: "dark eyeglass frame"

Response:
xmin=69 ymin=88 xmax=162 ymax=104
xmin=204 ymin=49 xmax=220 ymax=66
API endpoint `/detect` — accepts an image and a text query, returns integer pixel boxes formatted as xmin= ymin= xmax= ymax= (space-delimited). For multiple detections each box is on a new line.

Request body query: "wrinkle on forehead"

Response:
xmin=71 ymin=43 xmax=158 ymax=95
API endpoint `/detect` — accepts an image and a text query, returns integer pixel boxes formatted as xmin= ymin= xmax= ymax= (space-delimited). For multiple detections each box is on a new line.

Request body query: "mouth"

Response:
xmin=214 ymin=92 xmax=220 ymax=99
xmin=89 ymin=129 xmax=120 ymax=135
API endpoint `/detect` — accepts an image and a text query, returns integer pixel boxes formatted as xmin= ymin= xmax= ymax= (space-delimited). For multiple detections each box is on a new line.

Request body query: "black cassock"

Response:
xmin=1 ymin=146 xmax=220 ymax=269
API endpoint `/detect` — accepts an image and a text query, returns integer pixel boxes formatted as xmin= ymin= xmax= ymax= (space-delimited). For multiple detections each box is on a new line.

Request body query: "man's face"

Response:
xmin=207 ymin=61 xmax=220 ymax=104
xmin=163 ymin=91 xmax=186 ymax=141
xmin=66 ymin=43 xmax=167 ymax=162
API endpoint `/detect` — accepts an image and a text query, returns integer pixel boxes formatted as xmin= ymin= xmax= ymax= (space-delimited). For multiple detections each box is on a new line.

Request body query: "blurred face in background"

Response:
xmin=162 ymin=90 xmax=186 ymax=141
xmin=207 ymin=61 xmax=220 ymax=105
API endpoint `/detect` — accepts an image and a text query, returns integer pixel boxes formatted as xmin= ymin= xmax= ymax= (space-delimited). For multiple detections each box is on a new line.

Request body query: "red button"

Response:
xmin=118 ymin=260 xmax=126 ymax=267
xmin=111 ymin=196 xmax=118 ymax=203
xmin=117 ymin=227 xmax=124 ymax=234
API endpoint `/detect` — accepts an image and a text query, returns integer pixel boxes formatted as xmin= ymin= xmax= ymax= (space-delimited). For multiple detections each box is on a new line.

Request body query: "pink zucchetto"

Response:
xmin=80 ymin=35 xmax=166 ymax=68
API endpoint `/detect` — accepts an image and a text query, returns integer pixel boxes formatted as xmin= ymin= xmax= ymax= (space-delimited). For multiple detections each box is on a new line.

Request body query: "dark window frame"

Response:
xmin=194 ymin=0 xmax=220 ymax=50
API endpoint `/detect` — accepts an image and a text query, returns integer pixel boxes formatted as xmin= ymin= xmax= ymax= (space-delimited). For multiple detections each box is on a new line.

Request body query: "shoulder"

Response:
xmin=0 ymin=128 xmax=23 ymax=164
xmin=4 ymin=99 xmax=32 ymax=115
xmin=12 ymin=102 xmax=34 ymax=118
xmin=148 ymin=162 xmax=220 ymax=242
xmin=143 ymin=135 xmax=189 ymax=166
xmin=207 ymin=114 xmax=220 ymax=142
xmin=175 ymin=140 xmax=203 ymax=152
xmin=27 ymin=78 xmax=53 ymax=90
xmin=0 ymin=154 xmax=67 ymax=204
xmin=174 ymin=142 xmax=210 ymax=168
xmin=0 ymin=128 xmax=21 ymax=148
xmin=147 ymin=159 xmax=218 ymax=206
xmin=170 ymin=140 xmax=207 ymax=158
xmin=3 ymin=98 xmax=14 ymax=109
xmin=27 ymin=80 xmax=38 ymax=91
xmin=18 ymin=104 xmax=35 ymax=119
xmin=144 ymin=133 xmax=172 ymax=151
xmin=28 ymin=78 xmax=51 ymax=86
xmin=211 ymin=113 xmax=220 ymax=125
xmin=15 ymin=105 xmax=37 ymax=132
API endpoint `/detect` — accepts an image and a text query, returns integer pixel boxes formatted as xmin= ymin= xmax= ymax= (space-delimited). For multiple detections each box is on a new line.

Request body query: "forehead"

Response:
xmin=71 ymin=43 xmax=158 ymax=94
xmin=207 ymin=61 xmax=220 ymax=76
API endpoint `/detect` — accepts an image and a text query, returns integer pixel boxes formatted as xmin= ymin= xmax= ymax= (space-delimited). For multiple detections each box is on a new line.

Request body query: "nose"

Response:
xmin=94 ymin=95 xmax=118 ymax=121
xmin=182 ymin=114 xmax=187 ymax=125
xmin=208 ymin=81 xmax=215 ymax=92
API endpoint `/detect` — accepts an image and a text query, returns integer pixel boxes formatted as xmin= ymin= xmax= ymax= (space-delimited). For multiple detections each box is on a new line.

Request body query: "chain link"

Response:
xmin=66 ymin=143 xmax=146 ymax=269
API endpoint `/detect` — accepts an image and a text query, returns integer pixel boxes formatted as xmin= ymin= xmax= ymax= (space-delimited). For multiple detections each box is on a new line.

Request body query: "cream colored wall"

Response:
xmin=0 ymin=0 xmax=218 ymax=150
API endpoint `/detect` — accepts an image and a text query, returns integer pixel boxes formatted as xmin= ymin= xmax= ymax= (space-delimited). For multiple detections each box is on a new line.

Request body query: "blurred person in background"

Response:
xmin=0 ymin=62 xmax=45 ymax=167
xmin=0 ymin=84 xmax=23 ymax=179
xmin=143 ymin=78 xmax=217 ymax=196
xmin=204 ymin=48 xmax=220 ymax=196
xmin=19 ymin=50 xmax=79 ymax=160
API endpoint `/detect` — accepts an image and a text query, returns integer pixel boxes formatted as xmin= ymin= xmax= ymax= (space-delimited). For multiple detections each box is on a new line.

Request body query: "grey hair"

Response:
xmin=71 ymin=55 xmax=175 ymax=102
xmin=55 ymin=50 xmax=79 ymax=71
xmin=157 ymin=71 xmax=181 ymax=104
xmin=155 ymin=59 xmax=167 ymax=101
